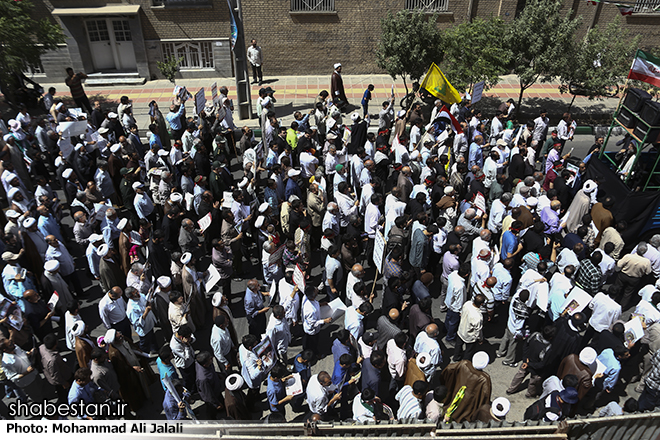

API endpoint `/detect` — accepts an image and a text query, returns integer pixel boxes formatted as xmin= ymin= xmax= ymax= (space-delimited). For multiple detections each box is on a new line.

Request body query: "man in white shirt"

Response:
xmin=488 ymin=192 xmax=511 ymax=233
xmin=414 ymin=324 xmax=442 ymax=381
xmin=247 ymin=39 xmax=263 ymax=85
xmin=586 ymin=287 xmax=621 ymax=341
xmin=344 ymin=302 xmax=373 ymax=341
xmin=490 ymin=112 xmax=504 ymax=142
xmin=445 ymin=264 xmax=469 ymax=343
xmin=299 ymin=146 xmax=318 ymax=179
xmin=532 ymin=109 xmax=549 ymax=143
xmin=302 ymin=288 xmax=332 ymax=354
xmin=210 ymin=314 xmax=234 ymax=371
xmin=125 ymin=286 xmax=158 ymax=354
xmin=593 ymin=245 xmax=616 ymax=285
xmin=483 ymin=150 xmax=499 ymax=190
xmin=306 ymin=371 xmax=340 ymax=418
xmin=266 ymin=304 xmax=291 ymax=362
xmin=455 ymin=294 xmax=485 ymax=362
xmin=98 ymin=286 xmax=131 ymax=340
xmin=386 ymin=332 xmax=408 ymax=394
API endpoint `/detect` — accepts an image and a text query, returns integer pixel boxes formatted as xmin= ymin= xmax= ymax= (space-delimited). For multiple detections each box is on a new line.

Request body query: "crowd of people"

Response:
xmin=0 ymin=65 xmax=659 ymax=424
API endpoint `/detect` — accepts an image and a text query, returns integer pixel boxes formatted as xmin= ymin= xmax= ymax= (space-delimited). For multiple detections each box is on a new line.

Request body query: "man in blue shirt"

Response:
xmin=332 ymin=353 xmax=359 ymax=420
xmin=596 ymin=346 xmax=629 ymax=394
xmin=148 ymin=123 xmax=163 ymax=150
xmin=167 ymin=98 xmax=186 ymax=140
xmin=501 ymin=221 xmax=523 ymax=261
xmin=468 ymin=135 xmax=485 ymax=169
xmin=361 ymin=84 xmax=374 ymax=117
xmin=361 ymin=350 xmax=386 ymax=395
xmin=156 ymin=345 xmax=180 ymax=391
xmin=267 ymin=363 xmax=293 ymax=415
xmin=68 ymin=367 xmax=102 ymax=419
xmin=244 ymin=279 xmax=270 ymax=336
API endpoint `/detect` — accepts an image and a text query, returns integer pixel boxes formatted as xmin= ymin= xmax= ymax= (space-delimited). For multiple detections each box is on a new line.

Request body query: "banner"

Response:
xmin=628 ymin=49 xmax=660 ymax=88
xmin=472 ymin=81 xmax=485 ymax=104
xmin=419 ymin=63 xmax=462 ymax=105
xmin=194 ymin=88 xmax=206 ymax=115
xmin=227 ymin=0 xmax=238 ymax=50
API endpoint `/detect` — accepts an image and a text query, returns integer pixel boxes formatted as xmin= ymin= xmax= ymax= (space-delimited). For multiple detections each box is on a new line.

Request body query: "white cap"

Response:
xmin=170 ymin=192 xmax=183 ymax=203
xmin=74 ymin=143 xmax=83 ymax=151
xmin=255 ymin=216 xmax=265 ymax=228
xmin=258 ymin=202 xmax=270 ymax=213
xmin=98 ymin=127 xmax=109 ymax=134
xmin=444 ymin=186 xmax=454 ymax=195
xmin=5 ymin=210 xmax=20 ymax=219
xmin=7 ymin=187 xmax=20 ymax=200
xmin=71 ymin=321 xmax=85 ymax=337
xmin=54 ymin=157 xmax=63 ymax=167
xmin=181 ymin=252 xmax=192 ymax=265
xmin=56 ymin=102 xmax=64 ymax=110
xmin=132 ymin=181 xmax=144 ymax=190
xmin=211 ymin=291 xmax=224 ymax=308
xmin=527 ymin=197 xmax=538 ymax=207
xmin=579 ymin=347 xmax=597 ymax=367
xmin=23 ymin=217 xmax=36 ymax=228
xmin=351 ymin=112 xmax=360 ymax=122
xmin=62 ymin=168 xmax=74 ymax=179
xmin=238 ymin=177 xmax=248 ymax=188
xmin=110 ymin=144 xmax=121 ymax=153
xmin=97 ymin=244 xmax=109 ymax=257
xmin=157 ymin=276 xmax=172 ymax=288
xmin=472 ymin=351 xmax=489 ymax=370
xmin=492 ymin=397 xmax=510 ymax=418
xmin=583 ymin=180 xmax=597 ymax=194
xmin=288 ymin=169 xmax=301 ymax=177
xmin=89 ymin=234 xmax=104 ymax=243
xmin=226 ymin=373 xmax=244 ymax=391
xmin=44 ymin=259 xmax=60 ymax=272
xmin=108 ymin=112 xmax=118 ymax=119
xmin=117 ymin=218 xmax=128 ymax=230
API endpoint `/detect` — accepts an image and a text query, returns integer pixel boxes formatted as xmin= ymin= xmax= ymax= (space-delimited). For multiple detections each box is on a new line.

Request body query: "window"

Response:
xmin=634 ymin=0 xmax=660 ymax=12
xmin=86 ymin=20 xmax=110 ymax=42
xmin=290 ymin=0 xmax=335 ymax=12
xmin=161 ymin=41 xmax=214 ymax=69
xmin=24 ymin=62 xmax=44 ymax=75
xmin=405 ymin=0 xmax=449 ymax=12
xmin=112 ymin=20 xmax=132 ymax=42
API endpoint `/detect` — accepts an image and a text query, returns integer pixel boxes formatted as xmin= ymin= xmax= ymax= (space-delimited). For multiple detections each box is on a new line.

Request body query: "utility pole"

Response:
xmin=229 ymin=0 xmax=252 ymax=119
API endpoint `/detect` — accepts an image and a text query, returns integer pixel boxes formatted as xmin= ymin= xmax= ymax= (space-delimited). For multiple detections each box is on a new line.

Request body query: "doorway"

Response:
xmin=86 ymin=18 xmax=137 ymax=72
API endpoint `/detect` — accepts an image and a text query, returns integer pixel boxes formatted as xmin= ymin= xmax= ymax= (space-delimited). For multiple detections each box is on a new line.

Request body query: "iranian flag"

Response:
xmin=436 ymin=105 xmax=463 ymax=134
xmin=628 ymin=50 xmax=660 ymax=88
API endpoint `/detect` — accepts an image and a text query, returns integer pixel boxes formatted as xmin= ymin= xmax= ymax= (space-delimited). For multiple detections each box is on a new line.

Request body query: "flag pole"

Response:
xmin=617 ymin=51 xmax=639 ymax=112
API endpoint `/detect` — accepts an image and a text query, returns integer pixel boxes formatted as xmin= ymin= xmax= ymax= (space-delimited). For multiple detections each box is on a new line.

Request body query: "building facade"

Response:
xmin=30 ymin=0 xmax=660 ymax=83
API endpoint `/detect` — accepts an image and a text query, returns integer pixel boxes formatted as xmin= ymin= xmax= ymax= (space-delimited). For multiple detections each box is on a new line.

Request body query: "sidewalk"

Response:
xmin=36 ymin=73 xmax=620 ymax=129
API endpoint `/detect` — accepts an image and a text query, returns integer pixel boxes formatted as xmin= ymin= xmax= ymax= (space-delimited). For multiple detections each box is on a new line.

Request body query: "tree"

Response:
xmin=0 ymin=0 xmax=64 ymax=97
xmin=440 ymin=16 xmax=512 ymax=94
xmin=157 ymin=56 xmax=184 ymax=84
xmin=376 ymin=10 xmax=444 ymax=95
xmin=505 ymin=0 xmax=581 ymax=113
xmin=559 ymin=17 xmax=642 ymax=111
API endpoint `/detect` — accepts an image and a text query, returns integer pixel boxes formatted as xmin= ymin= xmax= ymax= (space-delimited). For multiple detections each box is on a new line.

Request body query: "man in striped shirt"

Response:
xmin=395 ymin=380 xmax=428 ymax=420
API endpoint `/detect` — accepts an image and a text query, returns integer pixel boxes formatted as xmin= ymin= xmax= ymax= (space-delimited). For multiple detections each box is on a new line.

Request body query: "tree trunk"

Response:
xmin=517 ymin=83 xmax=526 ymax=119
xmin=567 ymin=94 xmax=577 ymax=113
xmin=403 ymin=76 xmax=409 ymax=96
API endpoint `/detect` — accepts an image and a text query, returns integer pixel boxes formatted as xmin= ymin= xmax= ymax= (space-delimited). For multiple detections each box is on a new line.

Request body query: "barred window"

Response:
xmin=290 ymin=0 xmax=335 ymax=12
xmin=152 ymin=0 xmax=211 ymax=6
xmin=405 ymin=0 xmax=449 ymax=12
xmin=161 ymin=41 xmax=214 ymax=69
xmin=634 ymin=0 xmax=660 ymax=12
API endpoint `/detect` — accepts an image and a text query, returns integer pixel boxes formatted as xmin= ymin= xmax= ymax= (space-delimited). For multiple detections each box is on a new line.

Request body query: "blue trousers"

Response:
xmin=445 ymin=309 xmax=460 ymax=342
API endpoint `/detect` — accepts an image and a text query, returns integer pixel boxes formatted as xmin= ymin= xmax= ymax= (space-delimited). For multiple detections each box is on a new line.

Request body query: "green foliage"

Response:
xmin=157 ymin=56 xmax=184 ymax=84
xmin=505 ymin=0 xmax=581 ymax=108
xmin=0 ymin=0 xmax=64 ymax=84
xmin=440 ymin=16 xmax=511 ymax=94
xmin=559 ymin=16 xmax=641 ymax=100
xmin=375 ymin=10 xmax=444 ymax=92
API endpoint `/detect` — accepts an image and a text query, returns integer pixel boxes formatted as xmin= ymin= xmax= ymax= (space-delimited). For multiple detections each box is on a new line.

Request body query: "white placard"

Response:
xmin=269 ymin=244 xmax=286 ymax=266
xmin=211 ymin=82 xmax=218 ymax=104
xmin=195 ymin=88 xmax=206 ymax=115
xmin=624 ymin=316 xmax=645 ymax=344
xmin=47 ymin=292 xmax=59 ymax=311
xmin=57 ymin=120 xmax=88 ymax=138
xmin=293 ymin=264 xmax=306 ymax=291
xmin=222 ymin=191 xmax=234 ymax=209
xmin=473 ymin=192 xmax=487 ymax=215
xmin=184 ymin=192 xmax=194 ymax=212
xmin=205 ymin=264 xmax=221 ymax=292
xmin=472 ymin=81 xmax=485 ymax=104
xmin=198 ymin=212 xmax=212 ymax=233
xmin=285 ymin=373 xmax=303 ymax=396
xmin=320 ymin=298 xmax=347 ymax=322
xmin=373 ymin=230 xmax=386 ymax=273
xmin=560 ymin=286 xmax=593 ymax=316
xmin=253 ymin=335 xmax=276 ymax=374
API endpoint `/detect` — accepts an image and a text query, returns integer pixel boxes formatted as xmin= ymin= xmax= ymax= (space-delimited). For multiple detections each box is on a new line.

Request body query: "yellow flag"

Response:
xmin=420 ymin=63 xmax=462 ymax=104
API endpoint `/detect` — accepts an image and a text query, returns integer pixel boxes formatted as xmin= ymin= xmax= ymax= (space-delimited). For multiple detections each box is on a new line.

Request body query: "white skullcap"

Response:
xmin=583 ymin=180 xmax=597 ymax=194
xmin=334 ymin=63 xmax=341 ymax=69
xmin=351 ymin=113 xmax=360 ymax=122
xmin=23 ymin=217 xmax=36 ymax=228
xmin=170 ymin=192 xmax=183 ymax=203
xmin=417 ymin=352 xmax=432 ymax=369
xmin=545 ymin=411 xmax=560 ymax=421
xmin=258 ymin=202 xmax=269 ymax=213
xmin=97 ymin=244 xmax=109 ymax=257
xmin=117 ymin=218 xmax=128 ymax=230
xmin=71 ymin=321 xmax=85 ymax=338
xmin=54 ymin=156 xmax=63 ymax=167
xmin=288 ymin=169 xmax=301 ymax=177
xmin=180 ymin=252 xmax=192 ymax=265
xmin=226 ymin=373 xmax=244 ymax=391
xmin=211 ymin=291 xmax=224 ymax=308
xmin=444 ymin=186 xmax=454 ymax=195
xmin=158 ymin=149 xmax=169 ymax=157
xmin=288 ymin=195 xmax=300 ymax=203
xmin=131 ymin=181 xmax=144 ymax=190
xmin=255 ymin=216 xmax=265 ymax=228
xmin=397 ymin=110 xmax=406 ymax=117
xmin=89 ymin=234 xmax=104 ymax=243
xmin=238 ymin=177 xmax=248 ymax=188
xmin=56 ymin=102 xmax=64 ymax=110
xmin=97 ymin=127 xmax=109 ymax=134
xmin=104 ymin=329 xmax=117 ymax=344
xmin=157 ymin=276 xmax=172 ymax=289
xmin=472 ymin=351 xmax=489 ymax=370
xmin=579 ymin=347 xmax=597 ymax=367
xmin=411 ymin=150 xmax=420 ymax=159
xmin=5 ymin=210 xmax=20 ymax=219
xmin=526 ymin=197 xmax=538 ymax=207
xmin=44 ymin=259 xmax=60 ymax=272
xmin=110 ymin=144 xmax=121 ymax=153
xmin=7 ymin=187 xmax=19 ymax=200
xmin=62 ymin=168 xmax=74 ymax=179
xmin=74 ymin=143 xmax=83 ymax=151
xmin=492 ymin=397 xmax=510 ymax=418
xmin=107 ymin=112 xmax=118 ymax=119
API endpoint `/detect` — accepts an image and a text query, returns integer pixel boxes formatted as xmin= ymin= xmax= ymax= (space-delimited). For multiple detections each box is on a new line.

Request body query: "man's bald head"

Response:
xmin=388 ymin=308 xmax=400 ymax=321
xmin=351 ymin=264 xmax=364 ymax=277
xmin=454 ymin=226 xmax=465 ymax=236
xmin=426 ymin=323 xmax=439 ymax=338
xmin=402 ymin=166 xmax=412 ymax=176
xmin=550 ymin=200 xmax=562 ymax=211
xmin=479 ymin=229 xmax=491 ymax=242
xmin=485 ymin=277 xmax=497 ymax=287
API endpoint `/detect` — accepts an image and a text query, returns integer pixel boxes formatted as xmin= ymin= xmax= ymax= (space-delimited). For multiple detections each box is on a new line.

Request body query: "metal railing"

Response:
xmin=633 ymin=0 xmax=660 ymax=12
xmin=152 ymin=0 xmax=212 ymax=6
xmin=406 ymin=0 xmax=450 ymax=12
xmin=290 ymin=0 xmax=335 ymax=12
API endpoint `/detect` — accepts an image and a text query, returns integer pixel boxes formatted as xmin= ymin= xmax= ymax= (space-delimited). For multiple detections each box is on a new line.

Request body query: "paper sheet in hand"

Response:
xmin=560 ymin=287 xmax=593 ymax=316
xmin=185 ymin=192 xmax=194 ymax=212
xmin=253 ymin=336 xmax=276 ymax=373
xmin=198 ymin=212 xmax=212 ymax=233
xmin=624 ymin=316 xmax=644 ymax=344
xmin=94 ymin=203 xmax=111 ymax=221
xmin=222 ymin=191 xmax=234 ymax=208
xmin=593 ymin=358 xmax=606 ymax=385
xmin=205 ymin=265 xmax=221 ymax=292
xmin=343 ymin=126 xmax=351 ymax=145
xmin=0 ymin=298 xmax=12 ymax=319
xmin=57 ymin=120 xmax=88 ymax=138
xmin=293 ymin=264 xmax=306 ymax=291
xmin=47 ymin=292 xmax=59 ymax=311
xmin=269 ymin=244 xmax=286 ymax=265
xmin=285 ymin=373 xmax=304 ymax=396
xmin=68 ymin=108 xmax=87 ymax=119
xmin=320 ymin=298 xmax=347 ymax=322
xmin=473 ymin=192 xmax=487 ymax=215
xmin=8 ymin=308 xmax=22 ymax=331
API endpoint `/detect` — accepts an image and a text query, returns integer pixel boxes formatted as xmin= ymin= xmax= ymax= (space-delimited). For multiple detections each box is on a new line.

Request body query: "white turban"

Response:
xmin=334 ymin=63 xmax=341 ymax=69
xmin=472 ymin=351 xmax=489 ymax=370
xmin=71 ymin=321 xmax=86 ymax=338
xmin=225 ymin=373 xmax=244 ymax=391
xmin=180 ymin=252 xmax=192 ymax=265
xmin=104 ymin=329 xmax=117 ymax=345
xmin=97 ymin=244 xmax=109 ymax=257
xmin=157 ymin=276 xmax=172 ymax=289
xmin=211 ymin=291 xmax=224 ymax=308
xmin=492 ymin=397 xmax=510 ymax=418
